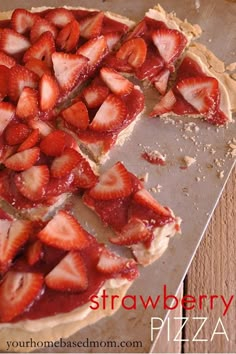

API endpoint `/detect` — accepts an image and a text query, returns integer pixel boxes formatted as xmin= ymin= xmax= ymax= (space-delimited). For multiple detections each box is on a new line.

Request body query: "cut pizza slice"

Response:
xmin=83 ymin=162 xmax=181 ymax=265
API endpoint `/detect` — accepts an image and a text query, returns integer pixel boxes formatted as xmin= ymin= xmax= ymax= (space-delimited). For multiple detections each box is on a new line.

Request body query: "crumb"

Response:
xmin=196 ymin=177 xmax=201 ymax=182
xmin=183 ymin=155 xmax=196 ymax=167
xmin=139 ymin=172 xmax=149 ymax=183
xmin=150 ymin=184 xmax=162 ymax=193
xmin=218 ymin=170 xmax=225 ymax=179
xmin=142 ymin=148 xmax=166 ymax=166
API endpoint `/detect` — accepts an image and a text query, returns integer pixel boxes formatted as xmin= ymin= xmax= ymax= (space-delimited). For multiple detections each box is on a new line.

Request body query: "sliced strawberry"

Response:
xmin=4 ymin=123 xmax=30 ymax=146
xmin=116 ymin=38 xmax=147 ymax=68
xmin=80 ymin=12 xmax=104 ymax=39
xmin=56 ymin=20 xmax=80 ymax=52
xmin=100 ymin=67 xmax=134 ymax=96
xmin=18 ymin=129 xmax=40 ymax=152
xmin=0 ymin=208 xmax=13 ymax=221
xmin=61 ymin=101 xmax=89 ymax=130
xmin=37 ymin=210 xmax=90 ymax=250
xmin=77 ymin=36 xmax=107 ymax=67
xmin=72 ymin=156 xmax=98 ymax=188
xmin=103 ymin=53 xmax=133 ymax=73
xmin=45 ymin=173 xmax=75 ymax=198
xmin=16 ymin=87 xmax=39 ymax=120
xmin=51 ymin=147 xmax=81 ymax=178
xmin=0 ymin=219 xmax=32 ymax=273
xmin=30 ymin=17 xmax=58 ymax=43
xmin=52 ymin=52 xmax=88 ymax=93
xmin=45 ymin=251 xmax=88 ymax=292
xmin=0 ymin=271 xmax=43 ymax=322
xmin=0 ymin=137 xmax=16 ymax=164
xmin=39 ymin=74 xmax=60 ymax=111
xmin=0 ymin=29 xmax=30 ymax=57
xmin=109 ymin=218 xmax=151 ymax=246
xmin=8 ymin=64 xmax=39 ymax=102
xmin=149 ymin=89 xmax=176 ymax=117
xmin=25 ymin=59 xmax=51 ymax=79
xmin=176 ymin=76 xmax=219 ymax=114
xmin=152 ymin=29 xmax=187 ymax=65
xmin=126 ymin=19 xmax=147 ymax=40
xmin=103 ymin=32 xmax=122 ymax=51
xmin=0 ymin=65 xmax=9 ymax=102
xmin=26 ymin=240 xmax=43 ymax=266
xmin=90 ymin=94 xmax=127 ymax=132
xmin=15 ymin=165 xmax=50 ymax=201
xmin=45 ymin=8 xmax=75 ymax=29
xmin=89 ymin=162 xmax=132 ymax=200
xmin=23 ymin=32 xmax=56 ymax=68
xmin=82 ymin=83 xmax=110 ymax=109
xmin=11 ymin=8 xmax=38 ymax=34
xmin=0 ymin=102 xmax=15 ymax=135
xmin=4 ymin=147 xmax=40 ymax=171
xmin=0 ymin=51 xmax=16 ymax=68
xmin=153 ymin=68 xmax=170 ymax=95
xmin=133 ymin=189 xmax=171 ymax=216
xmin=40 ymin=130 xmax=76 ymax=157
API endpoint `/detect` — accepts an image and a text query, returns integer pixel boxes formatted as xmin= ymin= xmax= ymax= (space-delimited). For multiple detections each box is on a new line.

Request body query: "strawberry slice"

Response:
xmin=77 ymin=36 xmax=107 ymax=68
xmin=109 ymin=218 xmax=151 ymax=246
xmin=89 ymin=162 xmax=132 ymax=200
xmin=18 ymin=129 xmax=40 ymax=152
xmin=103 ymin=32 xmax=122 ymax=51
xmin=116 ymin=38 xmax=147 ymax=68
xmin=16 ymin=87 xmax=39 ymax=120
xmin=23 ymin=32 xmax=56 ymax=68
xmin=0 ymin=271 xmax=43 ymax=322
xmin=30 ymin=17 xmax=58 ymax=43
xmin=61 ymin=101 xmax=89 ymax=130
xmin=56 ymin=20 xmax=80 ymax=52
xmin=153 ymin=68 xmax=170 ymax=95
xmin=4 ymin=147 xmax=40 ymax=171
xmin=28 ymin=119 xmax=53 ymax=137
xmin=45 ymin=8 xmax=75 ymax=28
xmin=8 ymin=64 xmax=39 ymax=102
xmin=152 ymin=29 xmax=187 ymax=65
xmin=0 ymin=137 xmax=16 ymax=164
xmin=45 ymin=251 xmax=88 ymax=292
xmin=26 ymin=240 xmax=43 ymax=266
xmin=80 ymin=12 xmax=104 ymax=39
xmin=100 ymin=67 xmax=134 ymax=96
xmin=11 ymin=8 xmax=38 ymax=34
xmin=39 ymin=73 xmax=60 ymax=111
xmin=4 ymin=123 xmax=30 ymax=146
xmin=72 ymin=155 xmax=98 ymax=188
xmin=0 ymin=208 xmax=13 ymax=221
xmin=0 ymin=51 xmax=16 ymax=68
xmin=0 ymin=29 xmax=30 ymax=57
xmin=15 ymin=165 xmax=50 ymax=201
xmin=82 ymin=83 xmax=109 ymax=109
xmin=40 ymin=130 xmax=76 ymax=156
xmin=133 ymin=189 xmax=171 ymax=216
xmin=0 ymin=102 xmax=15 ymax=135
xmin=25 ymin=58 xmax=52 ymax=78
xmin=37 ymin=210 xmax=90 ymax=250
xmin=0 ymin=65 xmax=10 ymax=102
xmin=149 ymin=89 xmax=176 ymax=117
xmin=90 ymin=94 xmax=127 ymax=132
xmin=0 ymin=219 xmax=32 ymax=273
xmin=176 ymin=76 xmax=219 ymax=114
xmin=51 ymin=147 xmax=81 ymax=178
xmin=52 ymin=52 xmax=88 ymax=93
xmin=45 ymin=173 xmax=75 ymax=198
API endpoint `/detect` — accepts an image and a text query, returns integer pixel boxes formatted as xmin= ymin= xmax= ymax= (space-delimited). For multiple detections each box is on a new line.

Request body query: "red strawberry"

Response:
xmin=45 ymin=8 xmax=75 ymax=29
xmin=0 ymin=102 xmax=15 ymax=135
xmin=90 ymin=94 xmax=127 ymax=132
xmin=0 ymin=208 xmax=13 ymax=221
xmin=56 ymin=20 xmax=80 ymax=52
xmin=77 ymin=36 xmax=107 ymax=67
xmin=8 ymin=64 xmax=39 ymax=102
xmin=149 ymin=89 xmax=176 ymax=117
xmin=126 ymin=19 xmax=147 ymax=40
xmin=30 ymin=17 xmax=58 ymax=43
xmin=37 ymin=210 xmax=90 ymax=250
xmin=72 ymin=155 xmax=98 ymax=188
xmin=15 ymin=165 xmax=50 ymax=201
xmin=23 ymin=32 xmax=56 ymax=68
xmin=0 ymin=29 xmax=30 ymax=57
xmin=4 ymin=123 xmax=30 ymax=146
xmin=0 ymin=51 xmax=16 ymax=68
xmin=176 ymin=76 xmax=219 ymax=114
xmin=45 ymin=251 xmax=88 ymax=292
xmin=103 ymin=32 xmax=122 ymax=51
xmin=52 ymin=52 xmax=88 ymax=93
xmin=0 ymin=219 xmax=32 ymax=273
xmin=18 ymin=129 xmax=40 ymax=152
xmin=45 ymin=173 xmax=75 ymax=198
xmin=51 ymin=147 xmax=81 ymax=178
xmin=82 ymin=83 xmax=109 ymax=109
xmin=0 ymin=65 xmax=9 ymax=101
xmin=61 ymin=101 xmax=89 ymax=130
xmin=153 ymin=68 xmax=170 ymax=95
xmin=133 ymin=189 xmax=171 ymax=216
xmin=109 ymin=218 xmax=151 ymax=246
xmin=100 ymin=67 xmax=134 ymax=96
xmin=28 ymin=119 xmax=53 ymax=137
xmin=103 ymin=53 xmax=133 ymax=73
xmin=80 ymin=12 xmax=104 ymax=39
xmin=0 ymin=271 xmax=43 ymax=322
xmin=89 ymin=162 xmax=132 ymax=200
xmin=25 ymin=58 xmax=51 ymax=79
xmin=4 ymin=147 xmax=40 ymax=171
xmin=0 ymin=137 xmax=16 ymax=164
xmin=26 ymin=240 xmax=43 ymax=266
xmin=39 ymin=74 xmax=60 ymax=111
xmin=40 ymin=130 xmax=76 ymax=156
xmin=11 ymin=8 xmax=38 ymax=34
xmin=16 ymin=87 xmax=38 ymax=120
xmin=116 ymin=38 xmax=147 ymax=68
xmin=152 ymin=28 xmax=187 ymax=65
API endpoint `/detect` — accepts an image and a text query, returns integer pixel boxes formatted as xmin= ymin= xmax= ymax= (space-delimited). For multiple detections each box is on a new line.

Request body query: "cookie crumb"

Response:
xmin=218 ymin=170 xmax=225 ymax=179
xmin=183 ymin=155 xmax=196 ymax=167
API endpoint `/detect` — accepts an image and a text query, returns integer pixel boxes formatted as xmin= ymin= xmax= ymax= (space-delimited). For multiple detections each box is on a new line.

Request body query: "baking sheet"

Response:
xmin=1 ymin=0 xmax=236 ymax=352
